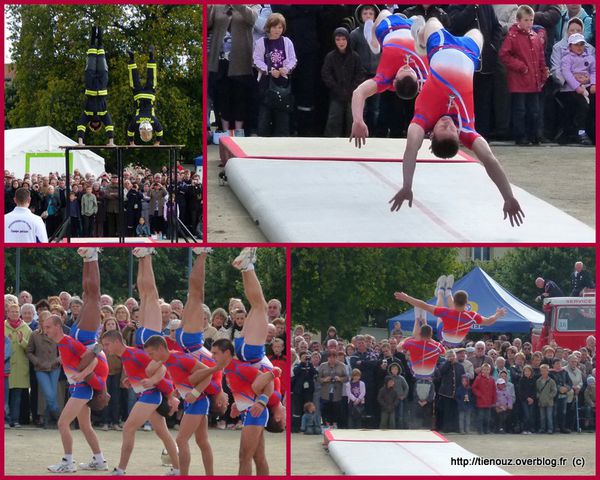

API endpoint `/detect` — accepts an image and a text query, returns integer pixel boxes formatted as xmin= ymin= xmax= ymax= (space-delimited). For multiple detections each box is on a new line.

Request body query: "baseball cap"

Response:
xmin=496 ymin=378 xmax=506 ymax=384
xmin=568 ymin=33 xmax=585 ymax=44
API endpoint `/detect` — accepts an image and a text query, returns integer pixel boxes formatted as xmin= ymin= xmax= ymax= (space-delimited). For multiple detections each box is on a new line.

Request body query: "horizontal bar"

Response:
xmin=59 ymin=145 xmax=185 ymax=150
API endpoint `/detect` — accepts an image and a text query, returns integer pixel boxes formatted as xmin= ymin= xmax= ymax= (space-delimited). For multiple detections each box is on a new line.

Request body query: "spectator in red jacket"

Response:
xmin=472 ymin=363 xmax=497 ymax=434
xmin=269 ymin=338 xmax=287 ymax=399
xmin=499 ymin=5 xmax=549 ymax=146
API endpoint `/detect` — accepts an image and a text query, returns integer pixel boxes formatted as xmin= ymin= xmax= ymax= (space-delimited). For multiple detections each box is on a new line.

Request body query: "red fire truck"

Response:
xmin=531 ymin=295 xmax=595 ymax=351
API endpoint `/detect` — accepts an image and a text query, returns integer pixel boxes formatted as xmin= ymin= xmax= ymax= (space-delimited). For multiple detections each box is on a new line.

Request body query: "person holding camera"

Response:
xmin=318 ymin=351 xmax=348 ymax=429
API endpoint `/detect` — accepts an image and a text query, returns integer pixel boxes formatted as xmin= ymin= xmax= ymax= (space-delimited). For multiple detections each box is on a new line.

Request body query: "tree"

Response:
xmin=481 ymin=248 xmax=596 ymax=307
xmin=5 ymin=248 xmax=286 ymax=313
xmin=5 ymin=4 xmax=202 ymax=166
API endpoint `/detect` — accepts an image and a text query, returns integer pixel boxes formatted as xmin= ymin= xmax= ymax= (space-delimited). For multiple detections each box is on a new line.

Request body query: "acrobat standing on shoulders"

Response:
xmin=127 ymin=46 xmax=163 ymax=145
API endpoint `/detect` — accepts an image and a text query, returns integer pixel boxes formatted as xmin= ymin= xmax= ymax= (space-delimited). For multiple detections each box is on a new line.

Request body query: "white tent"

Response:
xmin=5 ymin=126 xmax=105 ymax=178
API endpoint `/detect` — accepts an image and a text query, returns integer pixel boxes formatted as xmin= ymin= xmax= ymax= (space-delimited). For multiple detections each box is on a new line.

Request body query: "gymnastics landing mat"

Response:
xmin=323 ymin=428 xmax=446 ymax=445
xmin=327 ymin=437 xmax=509 ymax=475
xmin=224 ymin=156 xmax=595 ymax=243
xmin=219 ymin=136 xmax=475 ymax=164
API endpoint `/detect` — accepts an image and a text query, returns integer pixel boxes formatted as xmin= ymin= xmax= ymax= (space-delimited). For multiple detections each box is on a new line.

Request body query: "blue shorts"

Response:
xmin=70 ymin=326 xmax=97 ymax=347
xmin=234 ymin=337 xmax=265 ymax=363
xmin=135 ymin=327 xmax=163 ymax=348
xmin=69 ymin=383 xmax=93 ymax=400
xmin=243 ymin=404 xmax=269 ymax=427
xmin=176 ymin=330 xmax=204 ymax=353
xmin=183 ymin=395 xmax=210 ymax=415
xmin=375 ymin=14 xmax=411 ymax=46
xmin=137 ymin=388 xmax=162 ymax=405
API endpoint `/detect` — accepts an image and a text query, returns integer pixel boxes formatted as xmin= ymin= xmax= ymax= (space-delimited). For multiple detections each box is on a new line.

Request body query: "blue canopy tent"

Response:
xmin=388 ymin=267 xmax=544 ymax=335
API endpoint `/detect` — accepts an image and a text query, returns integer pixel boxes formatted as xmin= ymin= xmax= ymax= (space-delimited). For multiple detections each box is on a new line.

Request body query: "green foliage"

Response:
xmin=291 ymin=248 xmax=595 ymax=337
xmin=480 ymin=248 xmax=595 ymax=307
xmin=291 ymin=248 xmax=460 ymax=337
xmin=5 ymin=4 xmax=202 ymax=165
xmin=5 ymin=248 xmax=286 ymax=312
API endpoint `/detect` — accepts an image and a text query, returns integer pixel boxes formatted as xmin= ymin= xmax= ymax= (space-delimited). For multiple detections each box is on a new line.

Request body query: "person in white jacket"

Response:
xmin=5 ymin=188 xmax=48 ymax=243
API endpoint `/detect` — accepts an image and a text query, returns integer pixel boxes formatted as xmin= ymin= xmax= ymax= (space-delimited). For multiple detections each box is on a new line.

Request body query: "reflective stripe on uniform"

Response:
xmin=134 ymin=93 xmax=155 ymax=100
xmin=84 ymin=111 xmax=107 ymax=116
xmin=77 ymin=125 xmax=87 ymax=131
xmin=97 ymin=89 xmax=108 ymax=96
xmin=105 ymin=126 xmax=114 ymax=132
xmin=87 ymin=48 xmax=98 ymax=55
xmin=85 ymin=90 xmax=98 ymax=96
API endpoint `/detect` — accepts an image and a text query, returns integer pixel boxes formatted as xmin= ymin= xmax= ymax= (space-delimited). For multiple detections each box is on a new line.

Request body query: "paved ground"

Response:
xmin=207 ymin=141 xmax=595 ymax=242
xmin=291 ymin=430 xmax=596 ymax=476
xmin=4 ymin=426 xmax=285 ymax=475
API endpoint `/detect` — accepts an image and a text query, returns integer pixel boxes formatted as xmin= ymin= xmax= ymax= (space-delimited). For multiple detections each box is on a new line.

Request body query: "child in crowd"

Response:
xmin=495 ymin=378 xmax=513 ymax=433
xmin=301 ymin=402 xmax=322 ymax=435
xmin=560 ymin=32 xmax=595 ymax=145
xmin=136 ymin=217 xmax=151 ymax=237
xmin=345 ymin=368 xmax=365 ymax=428
xmin=455 ymin=374 xmax=474 ymax=434
xmin=80 ymin=184 xmax=97 ymax=237
xmin=67 ymin=191 xmax=81 ymax=237
xmin=499 ymin=4 xmax=548 ymax=146
xmin=388 ymin=362 xmax=408 ymax=428
xmin=377 ymin=376 xmax=399 ymax=429
xmin=321 ymin=27 xmax=365 ymax=137
xmin=472 ymin=363 xmax=496 ymax=434
xmin=518 ymin=365 xmax=537 ymax=434
xmin=536 ymin=364 xmax=558 ymax=434
xmin=253 ymin=12 xmax=297 ymax=137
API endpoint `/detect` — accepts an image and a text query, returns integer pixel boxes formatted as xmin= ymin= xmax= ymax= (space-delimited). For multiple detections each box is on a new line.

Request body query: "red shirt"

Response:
xmin=402 ymin=337 xmax=445 ymax=378
xmin=472 ymin=374 xmax=497 ymax=408
xmin=57 ymin=335 xmax=108 ymax=385
xmin=224 ymin=358 xmax=263 ymax=411
xmin=164 ymin=350 xmax=200 ymax=397
xmin=374 ymin=37 xmax=429 ymax=94
xmin=189 ymin=346 xmax=222 ymax=396
xmin=434 ymin=307 xmax=483 ymax=346
xmin=412 ymin=52 xmax=480 ymax=149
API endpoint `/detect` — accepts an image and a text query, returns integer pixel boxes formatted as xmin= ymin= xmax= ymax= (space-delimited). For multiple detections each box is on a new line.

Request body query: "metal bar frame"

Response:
xmin=62 ymin=145 xmax=185 ymax=243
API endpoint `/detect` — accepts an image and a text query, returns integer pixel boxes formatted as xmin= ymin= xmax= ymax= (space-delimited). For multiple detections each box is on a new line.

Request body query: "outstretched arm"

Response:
xmin=471 ymin=137 xmax=524 ymax=226
xmin=389 ymin=123 xmax=425 ymax=211
xmin=481 ymin=307 xmax=507 ymax=326
xmin=350 ymin=79 xmax=378 ymax=148
xmin=394 ymin=291 xmax=436 ymax=314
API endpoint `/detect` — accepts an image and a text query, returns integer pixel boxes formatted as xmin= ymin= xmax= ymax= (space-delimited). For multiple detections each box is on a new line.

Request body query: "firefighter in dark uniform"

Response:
xmin=77 ymin=26 xmax=115 ymax=146
xmin=127 ymin=47 xmax=163 ymax=145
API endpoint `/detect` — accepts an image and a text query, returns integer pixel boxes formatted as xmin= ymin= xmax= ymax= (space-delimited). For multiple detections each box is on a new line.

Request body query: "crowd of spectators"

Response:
xmin=4 ymin=164 xmax=202 ymax=240
xmin=4 ymin=290 xmax=286 ymax=431
xmin=291 ymin=325 xmax=595 ymax=435
xmin=208 ymin=4 xmax=595 ymax=146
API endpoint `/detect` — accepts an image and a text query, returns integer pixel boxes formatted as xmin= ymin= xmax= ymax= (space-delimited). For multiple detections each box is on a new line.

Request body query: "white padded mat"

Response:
xmin=224 ymin=158 xmax=595 ymax=243
xmin=328 ymin=440 xmax=509 ymax=475
xmin=324 ymin=428 xmax=446 ymax=444
xmin=220 ymin=136 xmax=474 ymax=162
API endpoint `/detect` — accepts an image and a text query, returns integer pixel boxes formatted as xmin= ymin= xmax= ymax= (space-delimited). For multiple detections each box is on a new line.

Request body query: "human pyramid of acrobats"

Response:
xmin=77 ymin=25 xmax=163 ymax=146
xmin=43 ymin=247 xmax=284 ymax=475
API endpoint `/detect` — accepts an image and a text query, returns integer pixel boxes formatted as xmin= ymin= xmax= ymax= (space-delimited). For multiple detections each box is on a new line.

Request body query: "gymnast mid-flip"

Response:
xmin=77 ymin=26 xmax=115 ymax=146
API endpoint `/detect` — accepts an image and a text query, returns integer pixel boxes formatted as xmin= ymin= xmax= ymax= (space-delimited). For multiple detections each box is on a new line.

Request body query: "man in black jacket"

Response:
xmin=435 ymin=350 xmax=465 ymax=432
xmin=447 ymin=5 xmax=502 ymax=139
xmin=570 ymin=261 xmax=594 ymax=296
